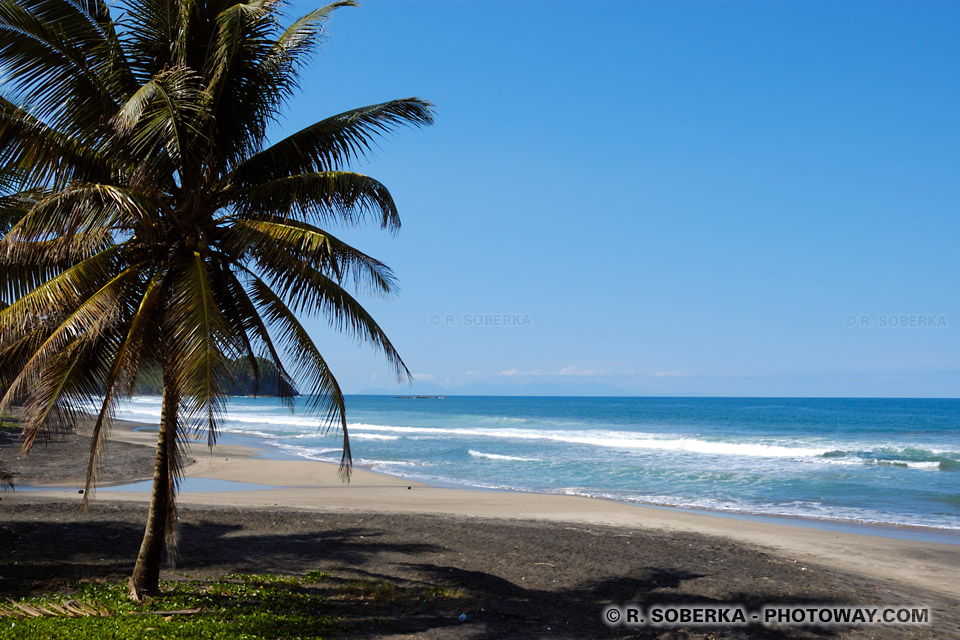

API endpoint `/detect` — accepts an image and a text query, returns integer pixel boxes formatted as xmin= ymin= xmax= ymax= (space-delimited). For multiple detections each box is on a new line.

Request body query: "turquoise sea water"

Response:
xmin=110 ymin=396 xmax=960 ymax=531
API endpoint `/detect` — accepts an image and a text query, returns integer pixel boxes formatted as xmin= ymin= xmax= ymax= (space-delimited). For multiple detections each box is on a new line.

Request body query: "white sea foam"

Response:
xmin=816 ymin=453 xmax=952 ymax=470
xmin=99 ymin=397 xmax=960 ymax=531
xmin=131 ymin=408 xmax=841 ymax=460
xmin=268 ymin=442 xmax=420 ymax=470
xmin=555 ymin=490 xmax=960 ymax=531
xmin=814 ymin=457 xmax=864 ymax=466
xmin=218 ymin=428 xmax=281 ymax=439
xmin=468 ymin=450 xmax=541 ymax=462
xmin=354 ymin=458 xmax=421 ymax=468
xmin=270 ymin=443 xmax=341 ymax=460
xmin=106 ymin=401 xmax=957 ymax=469
xmin=875 ymin=459 xmax=942 ymax=470
xmin=347 ymin=423 xmax=830 ymax=458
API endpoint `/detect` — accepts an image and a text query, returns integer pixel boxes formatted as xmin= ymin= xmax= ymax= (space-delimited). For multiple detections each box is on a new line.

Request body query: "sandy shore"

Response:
xmin=3 ymin=418 xmax=960 ymax=638
xmin=105 ymin=419 xmax=960 ymax=600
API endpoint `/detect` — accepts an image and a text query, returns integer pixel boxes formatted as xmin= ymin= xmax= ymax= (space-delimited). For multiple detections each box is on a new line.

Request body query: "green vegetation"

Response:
xmin=0 ymin=413 xmax=16 ymax=432
xmin=0 ymin=573 xmax=475 ymax=639
xmin=132 ymin=358 xmax=300 ymax=397
xmin=0 ymin=575 xmax=341 ymax=639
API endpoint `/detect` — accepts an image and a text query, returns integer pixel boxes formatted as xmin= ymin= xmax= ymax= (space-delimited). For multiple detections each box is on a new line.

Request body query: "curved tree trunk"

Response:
xmin=128 ymin=375 xmax=178 ymax=600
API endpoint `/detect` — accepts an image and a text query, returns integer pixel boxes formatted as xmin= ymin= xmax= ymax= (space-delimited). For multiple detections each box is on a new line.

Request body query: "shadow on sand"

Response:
xmin=0 ymin=503 xmax=900 ymax=639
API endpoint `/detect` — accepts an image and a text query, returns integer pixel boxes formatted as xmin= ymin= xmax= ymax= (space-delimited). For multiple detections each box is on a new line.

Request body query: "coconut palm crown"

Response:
xmin=0 ymin=0 xmax=432 ymax=596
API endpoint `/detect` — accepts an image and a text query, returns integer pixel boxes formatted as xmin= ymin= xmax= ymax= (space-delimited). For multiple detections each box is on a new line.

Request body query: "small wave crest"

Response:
xmin=349 ymin=423 xmax=829 ymax=458
xmin=350 ymin=434 xmax=400 ymax=441
xmin=468 ymin=450 xmax=541 ymax=462
xmin=818 ymin=448 xmax=959 ymax=471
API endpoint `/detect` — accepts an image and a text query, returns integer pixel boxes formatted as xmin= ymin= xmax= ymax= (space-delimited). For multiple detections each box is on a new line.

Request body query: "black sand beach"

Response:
xmin=2 ymin=425 xmax=958 ymax=638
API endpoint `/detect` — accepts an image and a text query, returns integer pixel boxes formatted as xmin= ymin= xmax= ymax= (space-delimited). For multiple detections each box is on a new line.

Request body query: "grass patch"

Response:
xmin=0 ymin=573 xmax=476 ymax=639
xmin=0 ymin=574 xmax=339 ymax=639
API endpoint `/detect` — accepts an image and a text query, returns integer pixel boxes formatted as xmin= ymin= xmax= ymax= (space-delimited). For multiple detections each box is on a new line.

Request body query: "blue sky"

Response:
xmin=283 ymin=0 xmax=959 ymax=397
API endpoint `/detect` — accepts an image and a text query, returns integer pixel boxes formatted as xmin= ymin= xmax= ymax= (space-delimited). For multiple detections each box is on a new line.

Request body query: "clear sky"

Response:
xmin=282 ymin=0 xmax=959 ymax=397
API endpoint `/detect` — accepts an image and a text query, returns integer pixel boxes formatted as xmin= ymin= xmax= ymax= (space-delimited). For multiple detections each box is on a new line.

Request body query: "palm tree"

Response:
xmin=0 ymin=0 xmax=432 ymax=598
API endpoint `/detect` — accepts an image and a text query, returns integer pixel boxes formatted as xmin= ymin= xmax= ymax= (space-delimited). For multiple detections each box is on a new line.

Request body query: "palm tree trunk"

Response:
xmin=128 ymin=377 xmax=178 ymax=600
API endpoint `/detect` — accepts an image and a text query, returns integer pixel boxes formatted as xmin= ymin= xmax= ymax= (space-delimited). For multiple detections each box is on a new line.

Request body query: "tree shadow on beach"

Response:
xmin=0 ymin=515 xmax=443 ymax=594
xmin=0 ymin=503 xmax=933 ymax=639
xmin=388 ymin=563 xmax=850 ymax=639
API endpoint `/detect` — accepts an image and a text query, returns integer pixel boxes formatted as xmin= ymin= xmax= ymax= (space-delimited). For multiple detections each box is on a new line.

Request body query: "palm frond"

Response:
xmin=165 ymin=252 xmax=232 ymax=445
xmin=0 ymin=98 xmax=114 ymax=188
xmin=3 ymin=262 xmax=145 ymax=447
xmin=246 ymin=273 xmax=351 ymax=478
xmin=13 ymin=0 xmax=133 ymax=92
xmin=0 ymin=245 xmax=122 ymax=340
xmin=205 ymin=1 xmax=354 ymax=171
xmin=223 ymin=215 xmax=397 ymax=296
xmin=220 ymin=268 xmax=299 ymax=405
xmin=229 ymin=99 xmax=434 ymax=193
xmin=1 ymin=184 xmax=159 ymax=264
xmin=229 ymin=170 xmax=403 ymax=231
xmin=114 ymin=66 xmax=209 ymax=185
xmin=247 ymin=259 xmax=410 ymax=383
xmin=205 ymin=0 xmax=272 ymax=93
xmin=262 ymin=1 xmax=355 ymax=78
xmin=84 ymin=270 xmax=163 ymax=504
xmin=0 ymin=0 xmax=123 ymax=135
xmin=0 ymin=456 xmax=13 ymax=489
xmin=14 ymin=340 xmax=87 ymax=451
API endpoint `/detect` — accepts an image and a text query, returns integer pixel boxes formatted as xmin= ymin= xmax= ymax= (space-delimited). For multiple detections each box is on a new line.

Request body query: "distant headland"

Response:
xmin=133 ymin=357 xmax=299 ymax=397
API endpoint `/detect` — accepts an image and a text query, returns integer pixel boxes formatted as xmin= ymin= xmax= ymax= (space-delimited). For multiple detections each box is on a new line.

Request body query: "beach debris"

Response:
xmin=458 ymin=613 xmax=467 ymax=622
xmin=0 ymin=598 xmax=205 ymax=619
xmin=131 ymin=608 xmax=203 ymax=616
xmin=0 ymin=599 xmax=109 ymax=618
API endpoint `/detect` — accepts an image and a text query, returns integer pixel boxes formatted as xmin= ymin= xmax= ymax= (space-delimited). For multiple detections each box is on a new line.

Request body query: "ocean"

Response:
xmin=110 ymin=396 xmax=960 ymax=531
